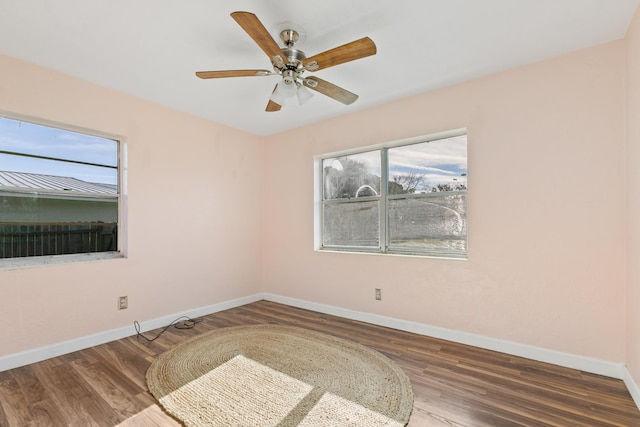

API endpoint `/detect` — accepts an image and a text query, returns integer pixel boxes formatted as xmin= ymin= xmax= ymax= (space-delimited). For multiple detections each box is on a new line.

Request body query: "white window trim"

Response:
xmin=0 ymin=110 xmax=128 ymax=269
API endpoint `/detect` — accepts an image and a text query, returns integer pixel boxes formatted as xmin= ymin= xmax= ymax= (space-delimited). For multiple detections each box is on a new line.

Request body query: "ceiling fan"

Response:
xmin=196 ymin=11 xmax=377 ymax=112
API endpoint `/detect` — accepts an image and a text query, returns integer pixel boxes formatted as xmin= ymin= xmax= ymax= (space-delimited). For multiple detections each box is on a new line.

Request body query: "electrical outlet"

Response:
xmin=375 ymin=288 xmax=382 ymax=301
xmin=118 ymin=296 xmax=128 ymax=310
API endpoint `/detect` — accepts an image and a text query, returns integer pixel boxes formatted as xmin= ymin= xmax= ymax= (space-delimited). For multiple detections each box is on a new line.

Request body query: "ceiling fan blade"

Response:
xmin=266 ymin=84 xmax=282 ymax=112
xmin=196 ymin=70 xmax=272 ymax=79
xmin=303 ymin=37 xmax=376 ymax=71
xmin=266 ymin=100 xmax=282 ymax=112
xmin=304 ymin=76 xmax=358 ymax=105
xmin=231 ymin=11 xmax=286 ymax=67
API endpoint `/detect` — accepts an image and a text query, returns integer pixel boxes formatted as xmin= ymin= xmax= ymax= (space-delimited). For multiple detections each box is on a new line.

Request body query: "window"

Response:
xmin=0 ymin=115 xmax=121 ymax=262
xmin=321 ymin=131 xmax=467 ymax=258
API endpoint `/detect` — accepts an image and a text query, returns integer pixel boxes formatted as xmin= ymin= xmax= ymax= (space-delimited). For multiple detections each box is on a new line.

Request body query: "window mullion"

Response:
xmin=380 ymin=148 xmax=388 ymax=252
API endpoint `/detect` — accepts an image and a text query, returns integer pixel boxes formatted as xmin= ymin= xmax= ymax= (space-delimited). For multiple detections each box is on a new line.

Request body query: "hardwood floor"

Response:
xmin=1 ymin=300 xmax=639 ymax=426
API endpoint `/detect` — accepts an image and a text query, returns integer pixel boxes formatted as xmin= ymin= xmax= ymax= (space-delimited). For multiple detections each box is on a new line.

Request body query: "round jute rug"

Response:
xmin=147 ymin=324 xmax=413 ymax=427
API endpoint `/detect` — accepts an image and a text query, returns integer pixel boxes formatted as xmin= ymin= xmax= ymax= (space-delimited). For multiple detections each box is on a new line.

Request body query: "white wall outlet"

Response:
xmin=375 ymin=288 xmax=382 ymax=301
xmin=118 ymin=296 xmax=128 ymax=310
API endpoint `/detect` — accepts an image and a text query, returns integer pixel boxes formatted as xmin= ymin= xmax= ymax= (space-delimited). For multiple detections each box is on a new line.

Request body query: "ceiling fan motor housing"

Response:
xmin=273 ymin=46 xmax=307 ymax=87
xmin=282 ymin=47 xmax=306 ymax=67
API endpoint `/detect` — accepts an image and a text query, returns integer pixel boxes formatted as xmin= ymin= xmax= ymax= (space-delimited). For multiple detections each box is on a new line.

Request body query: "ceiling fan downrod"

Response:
xmin=280 ymin=29 xmax=299 ymax=47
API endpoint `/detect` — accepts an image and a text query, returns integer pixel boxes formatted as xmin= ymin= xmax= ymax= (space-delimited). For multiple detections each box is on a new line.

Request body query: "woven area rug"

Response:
xmin=146 ymin=324 xmax=413 ymax=426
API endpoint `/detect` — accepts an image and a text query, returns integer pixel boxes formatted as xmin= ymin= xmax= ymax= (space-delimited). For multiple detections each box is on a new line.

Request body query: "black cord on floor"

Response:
xmin=134 ymin=315 xmax=203 ymax=342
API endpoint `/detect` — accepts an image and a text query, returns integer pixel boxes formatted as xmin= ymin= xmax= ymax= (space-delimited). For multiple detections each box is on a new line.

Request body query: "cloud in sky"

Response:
xmin=389 ymin=135 xmax=467 ymax=172
xmin=388 ymin=135 xmax=467 ymax=190
xmin=0 ymin=117 xmax=117 ymax=164
xmin=324 ymin=134 xmax=467 ymax=190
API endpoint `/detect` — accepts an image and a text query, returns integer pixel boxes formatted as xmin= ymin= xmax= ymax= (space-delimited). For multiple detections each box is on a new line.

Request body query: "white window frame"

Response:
xmin=315 ymin=129 xmax=467 ymax=259
xmin=0 ymin=111 xmax=127 ymax=269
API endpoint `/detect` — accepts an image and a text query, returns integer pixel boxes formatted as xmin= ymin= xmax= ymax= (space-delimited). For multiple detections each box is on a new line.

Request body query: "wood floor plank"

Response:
xmin=0 ymin=300 xmax=639 ymax=426
xmin=0 ymin=372 xmax=31 ymax=425
xmin=35 ymin=360 xmax=119 ymax=426
xmin=69 ymin=357 xmax=145 ymax=422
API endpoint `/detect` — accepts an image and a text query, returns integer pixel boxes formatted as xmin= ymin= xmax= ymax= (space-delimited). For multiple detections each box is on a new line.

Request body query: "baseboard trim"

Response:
xmin=133 ymin=294 xmax=263 ymax=335
xmin=262 ymin=293 xmax=626 ymax=380
xmin=0 ymin=292 xmax=629 ymax=385
xmin=0 ymin=293 xmax=263 ymax=372
xmin=624 ymin=367 xmax=640 ymax=410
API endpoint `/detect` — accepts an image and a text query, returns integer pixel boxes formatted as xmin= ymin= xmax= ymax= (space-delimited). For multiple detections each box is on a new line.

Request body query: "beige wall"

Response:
xmin=627 ymin=6 xmax=640 ymax=386
xmin=263 ymin=40 xmax=627 ymax=362
xmin=0 ymin=26 xmax=635 ymax=372
xmin=0 ymin=55 xmax=264 ymax=356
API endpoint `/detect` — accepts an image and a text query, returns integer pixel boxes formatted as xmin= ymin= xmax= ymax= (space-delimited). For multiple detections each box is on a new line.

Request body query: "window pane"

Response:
xmin=0 ymin=116 xmax=118 ymax=170
xmin=388 ymin=194 xmax=467 ymax=254
xmin=323 ymin=200 xmax=379 ymax=247
xmin=323 ymin=151 xmax=381 ymax=200
xmin=388 ymin=135 xmax=467 ymax=194
xmin=387 ymin=135 xmax=467 ymax=256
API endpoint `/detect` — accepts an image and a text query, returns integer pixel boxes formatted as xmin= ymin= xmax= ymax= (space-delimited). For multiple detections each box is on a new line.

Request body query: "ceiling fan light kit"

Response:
xmin=196 ymin=11 xmax=377 ymax=112
xmin=296 ymin=84 xmax=314 ymax=105
xmin=269 ymin=79 xmax=313 ymax=107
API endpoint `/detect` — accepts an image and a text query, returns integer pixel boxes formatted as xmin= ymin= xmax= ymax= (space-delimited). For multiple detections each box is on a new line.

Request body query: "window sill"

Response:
xmin=317 ymin=247 xmax=467 ymax=261
xmin=0 ymin=252 xmax=124 ymax=270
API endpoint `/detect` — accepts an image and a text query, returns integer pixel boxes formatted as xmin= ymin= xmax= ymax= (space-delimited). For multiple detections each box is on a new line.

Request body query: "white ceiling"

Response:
xmin=0 ymin=0 xmax=638 ymax=136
